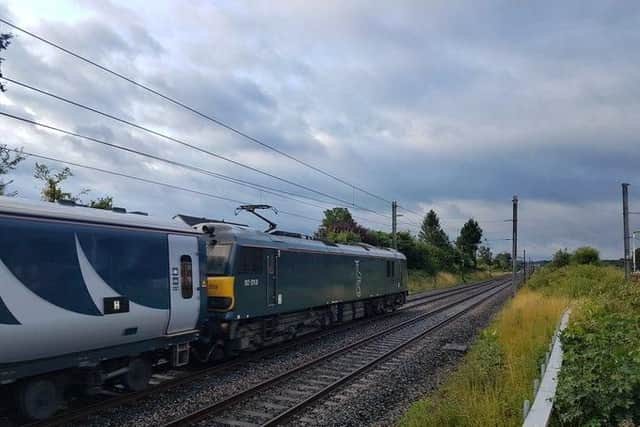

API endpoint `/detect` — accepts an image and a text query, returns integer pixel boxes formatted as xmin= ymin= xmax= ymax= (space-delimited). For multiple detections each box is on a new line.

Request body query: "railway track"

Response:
xmin=161 ymin=278 xmax=511 ymax=427
xmin=17 ymin=277 xmax=503 ymax=427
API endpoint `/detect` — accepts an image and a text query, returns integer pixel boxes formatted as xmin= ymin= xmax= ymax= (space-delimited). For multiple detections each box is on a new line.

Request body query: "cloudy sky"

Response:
xmin=1 ymin=0 xmax=639 ymax=260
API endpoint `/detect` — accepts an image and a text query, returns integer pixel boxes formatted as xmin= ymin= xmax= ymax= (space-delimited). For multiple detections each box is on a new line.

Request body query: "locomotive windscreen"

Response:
xmin=207 ymin=243 xmax=231 ymax=276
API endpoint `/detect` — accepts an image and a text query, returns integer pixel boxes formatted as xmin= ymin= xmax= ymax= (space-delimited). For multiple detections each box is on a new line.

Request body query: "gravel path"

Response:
xmin=285 ymin=284 xmax=512 ymax=426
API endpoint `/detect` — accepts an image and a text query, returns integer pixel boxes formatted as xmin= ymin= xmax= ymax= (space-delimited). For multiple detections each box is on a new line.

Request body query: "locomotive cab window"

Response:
xmin=180 ymin=255 xmax=193 ymax=298
xmin=207 ymin=243 xmax=231 ymax=276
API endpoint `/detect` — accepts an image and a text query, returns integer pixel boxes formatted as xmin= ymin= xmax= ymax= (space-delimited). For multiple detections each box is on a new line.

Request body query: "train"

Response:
xmin=0 ymin=197 xmax=407 ymax=420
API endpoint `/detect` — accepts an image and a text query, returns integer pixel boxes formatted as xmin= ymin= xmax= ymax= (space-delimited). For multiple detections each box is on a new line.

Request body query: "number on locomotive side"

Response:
xmin=244 ymin=279 xmax=259 ymax=287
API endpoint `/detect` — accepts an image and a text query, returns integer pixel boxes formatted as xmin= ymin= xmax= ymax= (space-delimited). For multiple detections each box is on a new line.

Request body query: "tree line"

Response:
xmin=315 ymin=207 xmax=513 ymax=275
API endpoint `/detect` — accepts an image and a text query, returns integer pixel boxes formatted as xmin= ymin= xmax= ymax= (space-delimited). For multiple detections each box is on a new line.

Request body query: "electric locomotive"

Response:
xmin=191 ymin=218 xmax=408 ymax=358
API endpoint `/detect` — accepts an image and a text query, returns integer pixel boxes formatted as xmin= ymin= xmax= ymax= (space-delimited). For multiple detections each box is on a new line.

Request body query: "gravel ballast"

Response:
xmin=73 ymin=288 xmax=491 ymax=427
xmin=285 ymin=285 xmax=513 ymax=426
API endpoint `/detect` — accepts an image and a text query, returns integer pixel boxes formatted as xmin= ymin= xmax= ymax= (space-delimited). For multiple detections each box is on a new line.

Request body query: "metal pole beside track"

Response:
xmin=512 ymin=195 xmax=518 ymax=295
xmin=392 ymin=200 xmax=398 ymax=249
xmin=622 ymin=183 xmax=631 ymax=281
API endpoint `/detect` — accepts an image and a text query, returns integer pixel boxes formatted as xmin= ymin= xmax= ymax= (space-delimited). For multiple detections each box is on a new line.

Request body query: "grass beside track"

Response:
xmin=528 ymin=265 xmax=640 ymax=426
xmin=401 ymin=264 xmax=640 ymax=426
xmin=408 ymin=269 xmax=508 ymax=294
xmin=398 ymin=287 xmax=568 ymax=427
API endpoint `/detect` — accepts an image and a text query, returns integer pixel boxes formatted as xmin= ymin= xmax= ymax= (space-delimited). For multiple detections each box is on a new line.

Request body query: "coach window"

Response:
xmin=180 ymin=255 xmax=193 ymax=299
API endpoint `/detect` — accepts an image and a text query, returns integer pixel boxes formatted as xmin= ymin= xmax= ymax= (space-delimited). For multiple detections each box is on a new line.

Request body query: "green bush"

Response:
xmin=528 ymin=264 xmax=640 ymax=425
xmin=556 ymin=311 xmax=640 ymax=426
xmin=552 ymin=249 xmax=571 ymax=268
xmin=572 ymin=246 xmax=600 ymax=265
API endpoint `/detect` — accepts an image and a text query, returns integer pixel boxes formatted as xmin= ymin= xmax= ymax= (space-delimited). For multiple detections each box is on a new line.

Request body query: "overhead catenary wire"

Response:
xmin=0 ymin=17 xmax=394 ymax=206
xmin=10 ymin=148 xmax=389 ymax=230
xmin=1 ymin=76 xmax=393 ymax=221
xmin=8 ymin=148 xmax=325 ymax=225
xmin=0 ymin=111 xmax=396 ymax=220
xmin=0 ymin=80 xmax=374 ymax=213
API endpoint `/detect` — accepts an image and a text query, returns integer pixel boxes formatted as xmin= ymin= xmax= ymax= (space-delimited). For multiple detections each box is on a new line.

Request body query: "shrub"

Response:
xmin=572 ymin=246 xmax=600 ymax=265
xmin=528 ymin=264 xmax=640 ymax=425
xmin=552 ymin=249 xmax=571 ymax=268
xmin=556 ymin=311 xmax=640 ymax=425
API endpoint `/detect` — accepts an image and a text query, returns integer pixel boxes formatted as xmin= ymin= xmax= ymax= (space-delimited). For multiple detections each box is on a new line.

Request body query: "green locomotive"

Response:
xmin=193 ymin=221 xmax=408 ymax=357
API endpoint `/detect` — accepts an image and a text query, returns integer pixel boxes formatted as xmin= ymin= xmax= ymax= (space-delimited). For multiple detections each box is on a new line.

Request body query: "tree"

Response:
xmin=572 ymin=246 xmax=599 ymax=265
xmin=362 ymin=230 xmax=392 ymax=248
xmin=494 ymin=252 xmax=512 ymax=271
xmin=89 ymin=196 xmax=114 ymax=210
xmin=552 ymin=249 xmax=571 ymax=268
xmin=315 ymin=207 xmax=367 ymax=242
xmin=0 ymin=33 xmax=25 ymax=195
xmin=0 ymin=145 xmax=25 ymax=196
xmin=478 ymin=245 xmax=493 ymax=267
xmin=418 ymin=210 xmax=449 ymax=249
xmin=34 ymin=163 xmax=88 ymax=202
xmin=455 ymin=219 xmax=483 ymax=267
xmin=0 ymin=33 xmax=12 ymax=92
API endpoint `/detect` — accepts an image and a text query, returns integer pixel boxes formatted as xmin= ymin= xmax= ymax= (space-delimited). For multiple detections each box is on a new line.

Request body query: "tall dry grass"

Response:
xmin=408 ymin=270 xmax=499 ymax=294
xmin=398 ymin=289 xmax=569 ymax=427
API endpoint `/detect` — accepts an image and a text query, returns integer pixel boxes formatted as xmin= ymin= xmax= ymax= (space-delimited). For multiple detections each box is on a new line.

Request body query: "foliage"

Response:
xmin=89 ymin=196 xmax=114 ymax=210
xmin=552 ymin=249 xmax=571 ymax=268
xmin=528 ymin=264 xmax=640 ymax=425
xmin=0 ymin=145 xmax=25 ymax=196
xmin=315 ymin=207 xmax=367 ymax=241
xmin=408 ymin=269 xmax=496 ymax=293
xmin=362 ymin=229 xmax=392 ymax=248
xmin=33 ymin=163 xmax=112 ymax=209
xmin=555 ymin=312 xmax=640 ymax=426
xmin=572 ymin=246 xmax=599 ymax=265
xmin=478 ymin=245 xmax=493 ymax=266
xmin=316 ymin=207 xmax=484 ymax=278
xmin=455 ymin=219 xmax=483 ymax=267
xmin=494 ymin=251 xmax=512 ymax=270
xmin=418 ymin=209 xmax=449 ymax=249
xmin=34 ymin=163 xmax=84 ymax=202
xmin=0 ymin=33 xmax=12 ymax=92
xmin=399 ymin=289 xmax=568 ymax=427
xmin=0 ymin=36 xmax=24 ymax=196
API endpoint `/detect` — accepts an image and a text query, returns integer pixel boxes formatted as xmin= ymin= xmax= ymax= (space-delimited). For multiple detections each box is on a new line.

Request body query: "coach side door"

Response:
xmin=166 ymin=234 xmax=200 ymax=334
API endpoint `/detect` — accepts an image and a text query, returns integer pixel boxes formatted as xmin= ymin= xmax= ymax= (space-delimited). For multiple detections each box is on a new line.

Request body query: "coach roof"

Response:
xmin=0 ymin=196 xmax=200 ymax=234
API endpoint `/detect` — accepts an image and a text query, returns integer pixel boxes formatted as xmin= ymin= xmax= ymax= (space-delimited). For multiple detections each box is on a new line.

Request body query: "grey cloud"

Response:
xmin=2 ymin=1 xmax=640 ymax=260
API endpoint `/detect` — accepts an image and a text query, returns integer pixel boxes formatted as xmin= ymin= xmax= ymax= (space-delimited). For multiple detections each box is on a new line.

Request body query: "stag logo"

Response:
xmin=354 ymin=260 xmax=362 ymax=298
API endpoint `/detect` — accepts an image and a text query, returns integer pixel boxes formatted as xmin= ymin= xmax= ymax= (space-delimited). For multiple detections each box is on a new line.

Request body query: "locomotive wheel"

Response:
xmin=17 ymin=377 xmax=61 ymax=421
xmin=122 ymin=358 xmax=152 ymax=392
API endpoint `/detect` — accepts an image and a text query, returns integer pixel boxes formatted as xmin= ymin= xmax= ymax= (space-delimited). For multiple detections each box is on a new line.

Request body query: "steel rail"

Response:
xmin=265 ymin=281 xmax=511 ymax=426
xmin=22 ymin=278 xmax=500 ymax=427
xmin=161 ymin=279 xmax=510 ymax=427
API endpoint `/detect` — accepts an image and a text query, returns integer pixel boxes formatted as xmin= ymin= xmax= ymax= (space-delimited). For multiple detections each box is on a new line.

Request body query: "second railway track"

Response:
xmin=161 ymin=278 xmax=511 ymax=427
